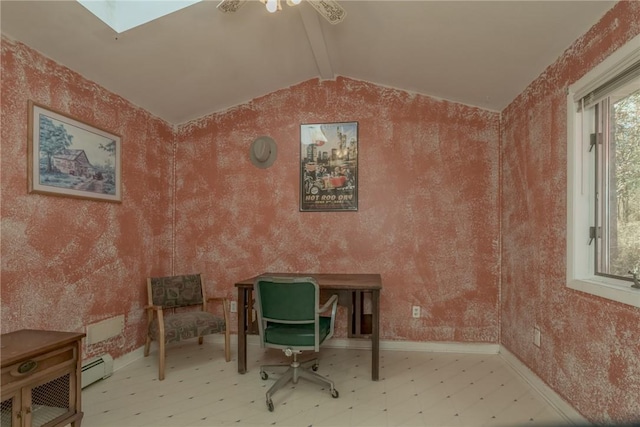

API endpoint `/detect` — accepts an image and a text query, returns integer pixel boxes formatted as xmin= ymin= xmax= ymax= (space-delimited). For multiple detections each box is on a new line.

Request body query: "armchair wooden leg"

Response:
xmin=144 ymin=336 xmax=151 ymax=357
xmin=159 ymin=339 xmax=166 ymax=381
xmin=198 ymin=336 xmax=204 ymax=345
xmin=224 ymin=329 xmax=231 ymax=362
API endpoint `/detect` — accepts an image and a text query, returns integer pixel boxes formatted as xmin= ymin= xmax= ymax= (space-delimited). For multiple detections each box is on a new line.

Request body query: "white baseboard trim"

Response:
xmin=115 ymin=336 xmax=500 ymax=367
xmin=113 ymin=336 xmax=584 ymax=425
xmin=113 ymin=346 xmax=146 ymax=372
xmin=202 ymin=335 xmax=500 ymax=354
xmin=323 ymin=338 xmax=501 ymax=354
xmin=499 ymin=347 xmax=588 ymax=425
xmin=384 ymin=340 xmax=500 ymax=353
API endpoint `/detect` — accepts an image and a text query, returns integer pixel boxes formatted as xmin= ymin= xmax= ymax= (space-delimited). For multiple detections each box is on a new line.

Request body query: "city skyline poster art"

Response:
xmin=300 ymin=122 xmax=358 ymax=212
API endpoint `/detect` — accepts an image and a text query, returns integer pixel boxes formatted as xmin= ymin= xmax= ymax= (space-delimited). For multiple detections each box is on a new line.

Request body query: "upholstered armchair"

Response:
xmin=144 ymin=274 xmax=231 ymax=380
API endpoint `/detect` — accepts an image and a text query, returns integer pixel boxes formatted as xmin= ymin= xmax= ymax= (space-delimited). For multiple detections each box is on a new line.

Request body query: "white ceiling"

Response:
xmin=1 ymin=0 xmax=616 ymax=124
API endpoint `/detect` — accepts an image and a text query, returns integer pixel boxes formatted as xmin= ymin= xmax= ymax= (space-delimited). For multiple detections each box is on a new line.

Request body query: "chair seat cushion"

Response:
xmin=149 ymin=311 xmax=226 ymax=344
xmin=264 ymin=316 xmax=332 ymax=347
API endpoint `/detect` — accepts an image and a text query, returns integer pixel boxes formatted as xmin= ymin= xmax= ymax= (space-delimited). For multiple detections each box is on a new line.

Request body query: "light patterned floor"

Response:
xmin=81 ymin=342 xmax=572 ymax=427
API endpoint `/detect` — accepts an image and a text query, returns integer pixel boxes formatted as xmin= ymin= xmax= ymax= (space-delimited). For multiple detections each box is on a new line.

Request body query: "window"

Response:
xmin=591 ymin=87 xmax=640 ymax=278
xmin=567 ymin=34 xmax=640 ymax=308
xmin=77 ymin=1 xmax=201 ymax=33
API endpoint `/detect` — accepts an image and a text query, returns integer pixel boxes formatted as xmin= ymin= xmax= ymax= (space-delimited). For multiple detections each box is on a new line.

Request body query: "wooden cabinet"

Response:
xmin=1 ymin=330 xmax=85 ymax=427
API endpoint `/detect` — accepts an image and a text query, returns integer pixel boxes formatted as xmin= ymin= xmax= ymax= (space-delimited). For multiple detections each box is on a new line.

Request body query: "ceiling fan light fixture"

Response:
xmin=262 ymin=0 xmax=281 ymax=13
xmin=218 ymin=0 xmax=346 ymax=24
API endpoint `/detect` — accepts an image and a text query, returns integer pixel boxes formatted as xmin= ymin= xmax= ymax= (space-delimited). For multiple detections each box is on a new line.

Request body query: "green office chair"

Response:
xmin=254 ymin=276 xmax=340 ymax=411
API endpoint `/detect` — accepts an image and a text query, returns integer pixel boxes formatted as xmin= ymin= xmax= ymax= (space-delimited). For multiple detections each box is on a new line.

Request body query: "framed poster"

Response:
xmin=300 ymin=122 xmax=358 ymax=212
xmin=27 ymin=101 xmax=122 ymax=202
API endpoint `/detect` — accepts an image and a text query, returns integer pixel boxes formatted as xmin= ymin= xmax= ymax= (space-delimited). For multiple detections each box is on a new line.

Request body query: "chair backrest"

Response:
xmin=254 ymin=276 xmax=320 ymax=349
xmin=148 ymin=274 xmax=205 ymax=309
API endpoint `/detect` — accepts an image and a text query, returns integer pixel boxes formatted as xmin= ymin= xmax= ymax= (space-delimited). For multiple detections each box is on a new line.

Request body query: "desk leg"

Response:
xmin=372 ymin=289 xmax=380 ymax=381
xmin=237 ymin=287 xmax=247 ymax=374
xmin=354 ymin=290 xmax=362 ymax=336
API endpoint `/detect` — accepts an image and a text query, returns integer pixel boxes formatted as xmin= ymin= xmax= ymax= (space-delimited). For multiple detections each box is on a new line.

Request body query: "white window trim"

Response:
xmin=566 ymin=33 xmax=640 ymax=308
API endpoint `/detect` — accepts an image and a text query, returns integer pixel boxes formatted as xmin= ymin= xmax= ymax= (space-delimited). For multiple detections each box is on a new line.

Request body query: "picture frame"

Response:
xmin=300 ymin=122 xmax=358 ymax=212
xmin=27 ymin=101 xmax=122 ymax=203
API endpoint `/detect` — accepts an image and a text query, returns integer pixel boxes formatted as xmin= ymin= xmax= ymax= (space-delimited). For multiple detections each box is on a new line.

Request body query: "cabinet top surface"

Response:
xmin=1 ymin=329 xmax=85 ymax=366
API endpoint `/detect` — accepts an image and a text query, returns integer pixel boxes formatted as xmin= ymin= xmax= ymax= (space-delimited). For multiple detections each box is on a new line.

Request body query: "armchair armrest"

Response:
xmin=145 ymin=304 xmax=165 ymax=337
xmin=206 ymin=296 xmax=229 ymax=310
xmin=206 ymin=297 xmax=230 ymax=327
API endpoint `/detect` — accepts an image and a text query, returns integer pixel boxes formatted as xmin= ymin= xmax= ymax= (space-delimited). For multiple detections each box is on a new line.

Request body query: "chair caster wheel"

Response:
xmin=331 ymin=389 xmax=339 ymax=398
xmin=260 ymin=371 xmax=268 ymax=380
xmin=312 ymin=364 xmax=319 ymax=371
xmin=267 ymin=399 xmax=274 ymax=412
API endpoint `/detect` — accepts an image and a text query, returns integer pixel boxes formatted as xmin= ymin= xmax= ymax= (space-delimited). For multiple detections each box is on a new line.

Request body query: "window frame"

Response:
xmin=566 ymin=33 xmax=640 ymax=308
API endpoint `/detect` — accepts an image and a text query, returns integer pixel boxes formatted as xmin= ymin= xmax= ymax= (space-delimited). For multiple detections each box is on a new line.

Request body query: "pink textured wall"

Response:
xmin=500 ymin=1 xmax=640 ymax=422
xmin=174 ymin=77 xmax=501 ymax=342
xmin=1 ymin=38 xmax=500 ymax=356
xmin=1 ymin=37 xmax=175 ymax=359
xmin=3 ymin=3 xmax=638 ymax=422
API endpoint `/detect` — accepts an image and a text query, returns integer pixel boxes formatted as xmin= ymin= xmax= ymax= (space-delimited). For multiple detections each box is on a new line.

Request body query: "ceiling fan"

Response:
xmin=217 ymin=0 xmax=346 ymax=25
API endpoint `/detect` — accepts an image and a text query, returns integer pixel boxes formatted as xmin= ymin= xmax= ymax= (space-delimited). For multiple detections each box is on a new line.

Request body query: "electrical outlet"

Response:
xmin=412 ymin=306 xmax=420 ymax=318
xmin=534 ymin=326 xmax=541 ymax=347
xmin=230 ymin=301 xmax=237 ymax=313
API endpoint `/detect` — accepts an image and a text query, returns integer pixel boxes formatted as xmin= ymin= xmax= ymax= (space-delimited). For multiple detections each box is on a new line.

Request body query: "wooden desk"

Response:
xmin=235 ymin=273 xmax=382 ymax=381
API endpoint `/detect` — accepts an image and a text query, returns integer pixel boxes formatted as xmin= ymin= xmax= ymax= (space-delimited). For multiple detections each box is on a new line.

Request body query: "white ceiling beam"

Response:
xmin=298 ymin=2 xmax=334 ymax=80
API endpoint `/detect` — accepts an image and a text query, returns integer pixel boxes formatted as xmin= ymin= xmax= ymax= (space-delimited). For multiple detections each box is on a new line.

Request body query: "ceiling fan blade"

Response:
xmin=217 ymin=0 xmax=247 ymax=13
xmin=306 ymin=0 xmax=346 ymax=24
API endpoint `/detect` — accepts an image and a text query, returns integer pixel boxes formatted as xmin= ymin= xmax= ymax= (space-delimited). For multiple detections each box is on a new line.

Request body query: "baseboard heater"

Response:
xmin=81 ymin=354 xmax=114 ymax=388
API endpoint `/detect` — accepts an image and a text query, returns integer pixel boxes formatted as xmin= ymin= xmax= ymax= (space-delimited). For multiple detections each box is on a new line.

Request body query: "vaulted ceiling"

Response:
xmin=1 ymin=0 xmax=616 ymax=124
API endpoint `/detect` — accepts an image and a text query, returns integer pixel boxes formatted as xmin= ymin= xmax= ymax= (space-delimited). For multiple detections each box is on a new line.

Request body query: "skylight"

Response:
xmin=77 ymin=0 xmax=202 ymax=33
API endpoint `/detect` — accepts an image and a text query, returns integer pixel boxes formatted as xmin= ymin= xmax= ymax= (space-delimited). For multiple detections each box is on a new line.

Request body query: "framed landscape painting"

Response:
xmin=300 ymin=122 xmax=358 ymax=212
xmin=27 ymin=101 xmax=122 ymax=202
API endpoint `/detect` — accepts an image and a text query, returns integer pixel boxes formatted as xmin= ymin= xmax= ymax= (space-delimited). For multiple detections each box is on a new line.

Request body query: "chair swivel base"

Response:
xmin=260 ymin=354 xmax=339 ymax=411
